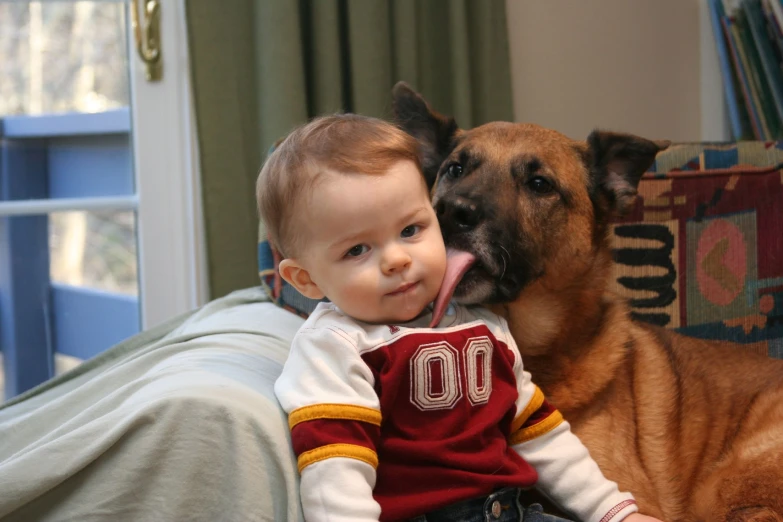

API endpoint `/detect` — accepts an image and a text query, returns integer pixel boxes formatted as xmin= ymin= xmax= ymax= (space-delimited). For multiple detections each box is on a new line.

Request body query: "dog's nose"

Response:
xmin=436 ymin=196 xmax=482 ymax=231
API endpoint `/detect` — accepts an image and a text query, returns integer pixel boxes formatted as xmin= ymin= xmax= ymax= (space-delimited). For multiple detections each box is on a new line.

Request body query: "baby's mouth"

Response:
xmin=387 ymin=281 xmax=419 ymax=296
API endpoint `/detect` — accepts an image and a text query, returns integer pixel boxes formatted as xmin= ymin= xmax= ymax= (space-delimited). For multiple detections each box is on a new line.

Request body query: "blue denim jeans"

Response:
xmin=407 ymin=488 xmax=575 ymax=522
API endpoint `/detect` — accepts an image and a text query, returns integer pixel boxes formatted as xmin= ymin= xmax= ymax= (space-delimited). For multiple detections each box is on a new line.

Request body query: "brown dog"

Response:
xmin=392 ymin=82 xmax=783 ymax=522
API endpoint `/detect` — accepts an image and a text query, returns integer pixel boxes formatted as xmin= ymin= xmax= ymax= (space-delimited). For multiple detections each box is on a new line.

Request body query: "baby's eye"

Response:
xmin=401 ymin=225 xmax=421 ymax=238
xmin=345 ymin=244 xmax=369 ymax=257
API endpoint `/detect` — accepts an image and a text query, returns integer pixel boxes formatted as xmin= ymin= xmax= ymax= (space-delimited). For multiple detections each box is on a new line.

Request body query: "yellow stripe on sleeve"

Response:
xmin=510 ymin=385 xmax=545 ymax=434
xmin=297 ymin=443 xmax=378 ymax=473
xmin=288 ymin=403 xmax=382 ymax=430
xmin=509 ymin=410 xmax=564 ymax=445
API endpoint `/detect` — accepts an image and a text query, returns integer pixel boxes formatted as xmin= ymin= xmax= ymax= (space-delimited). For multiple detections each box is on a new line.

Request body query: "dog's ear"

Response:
xmin=585 ymin=130 xmax=670 ymax=216
xmin=392 ymin=81 xmax=459 ymax=189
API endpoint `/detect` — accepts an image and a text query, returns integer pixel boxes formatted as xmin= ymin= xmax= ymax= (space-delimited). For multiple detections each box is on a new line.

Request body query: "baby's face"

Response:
xmin=298 ymin=160 xmax=447 ymax=324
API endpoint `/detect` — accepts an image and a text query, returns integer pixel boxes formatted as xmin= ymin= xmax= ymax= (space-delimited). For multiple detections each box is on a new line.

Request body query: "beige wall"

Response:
xmin=506 ymin=0 xmax=721 ymax=142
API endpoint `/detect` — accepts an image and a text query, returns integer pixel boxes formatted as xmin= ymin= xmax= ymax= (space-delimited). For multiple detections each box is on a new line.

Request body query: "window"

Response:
xmin=0 ymin=0 xmax=206 ymax=401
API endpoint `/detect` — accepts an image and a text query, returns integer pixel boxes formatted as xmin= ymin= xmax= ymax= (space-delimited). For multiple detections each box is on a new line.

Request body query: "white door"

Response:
xmin=0 ymin=0 xmax=206 ymax=399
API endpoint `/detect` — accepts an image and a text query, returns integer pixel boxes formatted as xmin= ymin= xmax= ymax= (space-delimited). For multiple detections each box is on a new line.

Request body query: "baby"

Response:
xmin=258 ymin=113 xmax=664 ymax=522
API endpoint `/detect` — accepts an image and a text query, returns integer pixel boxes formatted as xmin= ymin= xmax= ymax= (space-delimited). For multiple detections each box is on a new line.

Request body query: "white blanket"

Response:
xmin=0 ymin=287 xmax=305 ymax=522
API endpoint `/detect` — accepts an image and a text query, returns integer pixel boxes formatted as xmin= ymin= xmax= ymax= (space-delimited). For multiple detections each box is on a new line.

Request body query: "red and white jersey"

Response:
xmin=275 ymin=303 xmax=637 ymax=522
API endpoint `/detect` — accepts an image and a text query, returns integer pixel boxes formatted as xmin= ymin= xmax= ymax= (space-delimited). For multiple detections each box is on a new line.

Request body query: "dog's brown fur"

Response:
xmin=393 ymin=82 xmax=783 ymax=522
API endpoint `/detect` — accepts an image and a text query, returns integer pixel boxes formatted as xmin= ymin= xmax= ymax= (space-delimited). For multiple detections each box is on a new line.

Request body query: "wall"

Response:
xmin=505 ymin=0 xmax=729 ymax=142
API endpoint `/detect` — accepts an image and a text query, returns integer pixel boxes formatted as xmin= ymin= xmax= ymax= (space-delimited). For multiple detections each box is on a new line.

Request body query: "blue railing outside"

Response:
xmin=0 ymin=109 xmax=140 ymax=399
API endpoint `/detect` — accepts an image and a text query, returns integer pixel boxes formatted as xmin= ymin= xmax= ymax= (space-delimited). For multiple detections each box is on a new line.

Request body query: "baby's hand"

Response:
xmin=624 ymin=514 xmax=665 ymax=522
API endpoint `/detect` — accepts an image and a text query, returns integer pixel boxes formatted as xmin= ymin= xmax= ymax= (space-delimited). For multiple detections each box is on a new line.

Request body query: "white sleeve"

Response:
xmin=274 ymin=326 xmax=382 ymax=522
xmin=300 ymin=458 xmax=379 ymax=522
xmin=513 ymin=422 xmax=638 ymax=522
xmin=500 ymin=322 xmax=638 ymax=522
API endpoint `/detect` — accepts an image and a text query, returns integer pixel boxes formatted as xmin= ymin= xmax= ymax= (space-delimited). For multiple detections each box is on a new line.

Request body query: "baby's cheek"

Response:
xmin=343 ymin=271 xmax=380 ymax=302
xmin=425 ymin=252 xmax=447 ymax=284
xmin=339 ymin=274 xmax=386 ymax=322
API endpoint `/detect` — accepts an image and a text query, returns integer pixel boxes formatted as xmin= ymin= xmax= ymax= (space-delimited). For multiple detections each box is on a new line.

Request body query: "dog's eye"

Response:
xmin=528 ymin=176 xmax=554 ymax=194
xmin=446 ymin=163 xmax=464 ymax=179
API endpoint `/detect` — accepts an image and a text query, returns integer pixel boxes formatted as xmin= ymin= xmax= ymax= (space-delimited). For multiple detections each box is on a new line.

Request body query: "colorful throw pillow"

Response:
xmin=611 ymin=141 xmax=783 ymax=358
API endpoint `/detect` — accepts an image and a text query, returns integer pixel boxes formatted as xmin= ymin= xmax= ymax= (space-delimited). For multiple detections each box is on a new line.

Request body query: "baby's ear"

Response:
xmin=278 ymin=259 xmax=325 ymax=299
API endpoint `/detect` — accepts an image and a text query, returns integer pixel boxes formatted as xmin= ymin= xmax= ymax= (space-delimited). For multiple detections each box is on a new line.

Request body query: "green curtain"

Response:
xmin=186 ymin=0 xmax=514 ymax=299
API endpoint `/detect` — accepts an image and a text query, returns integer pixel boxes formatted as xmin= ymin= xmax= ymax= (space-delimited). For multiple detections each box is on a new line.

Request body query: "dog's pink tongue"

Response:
xmin=430 ymin=249 xmax=476 ymax=327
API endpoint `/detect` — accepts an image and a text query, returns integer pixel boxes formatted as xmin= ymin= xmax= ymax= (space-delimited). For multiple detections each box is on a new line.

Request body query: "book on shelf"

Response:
xmin=710 ymin=0 xmax=752 ymax=138
xmin=745 ymin=0 xmax=783 ymax=129
xmin=710 ymin=0 xmax=783 ymax=140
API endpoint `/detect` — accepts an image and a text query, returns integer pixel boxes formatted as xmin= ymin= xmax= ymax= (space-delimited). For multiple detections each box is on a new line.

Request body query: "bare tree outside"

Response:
xmin=0 ymin=1 xmax=129 ymax=115
xmin=0 ymin=1 xmax=138 ymax=296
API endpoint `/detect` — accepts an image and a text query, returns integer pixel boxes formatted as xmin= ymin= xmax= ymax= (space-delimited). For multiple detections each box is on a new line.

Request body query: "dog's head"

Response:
xmin=392 ymin=82 xmax=669 ymax=306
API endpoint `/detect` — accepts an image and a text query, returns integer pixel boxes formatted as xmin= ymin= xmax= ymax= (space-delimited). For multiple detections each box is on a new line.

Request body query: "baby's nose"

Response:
xmin=381 ymin=245 xmax=412 ymax=273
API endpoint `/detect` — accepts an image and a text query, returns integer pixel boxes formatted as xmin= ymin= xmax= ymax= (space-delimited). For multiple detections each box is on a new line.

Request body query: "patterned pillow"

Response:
xmin=610 ymin=141 xmax=783 ymax=358
xmin=258 ymin=142 xmax=783 ymax=357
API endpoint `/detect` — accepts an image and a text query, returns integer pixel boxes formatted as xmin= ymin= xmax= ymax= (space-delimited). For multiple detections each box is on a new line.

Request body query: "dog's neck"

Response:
xmin=490 ymin=248 xmax=630 ymax=413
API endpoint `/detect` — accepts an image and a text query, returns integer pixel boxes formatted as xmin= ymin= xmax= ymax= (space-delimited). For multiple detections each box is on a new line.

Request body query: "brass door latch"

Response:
xmin=131 ymin=0 xmax=162 ymax=81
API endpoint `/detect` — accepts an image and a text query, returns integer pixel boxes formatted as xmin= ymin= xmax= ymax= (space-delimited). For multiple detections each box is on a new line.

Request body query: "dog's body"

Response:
xmin=393 ymin=83 xmax=783 ymax=522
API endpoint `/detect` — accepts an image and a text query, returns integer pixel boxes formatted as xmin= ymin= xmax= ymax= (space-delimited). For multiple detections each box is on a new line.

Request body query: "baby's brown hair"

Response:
xmin=256 ymin=113 xmax=422 ymax=258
